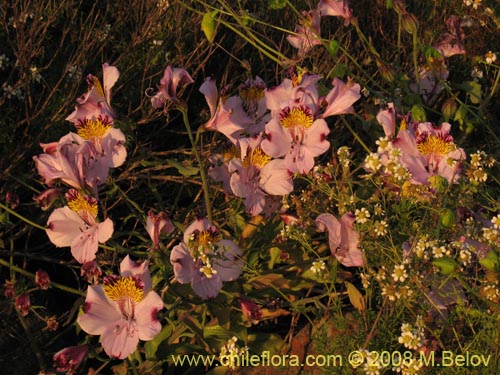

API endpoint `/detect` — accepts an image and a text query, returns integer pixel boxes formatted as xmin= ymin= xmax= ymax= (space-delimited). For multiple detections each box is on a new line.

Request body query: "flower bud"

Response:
xmin=53 ymin=345 xmax=88 ymax=374
xmin=377 ymin=60 xmax=397 ymax=83
xmin=429 ymin=175 xmax=448 ymax=193
xmin=15 ymin=293 xmax=30 ymax=317
xmin=440 ymin=208 xmax=456 ymax=228
xmin=35 ymin=269 xmax=51 ymax=290
xmin=402 ymin=13 xmax=419 ymax=34
xmin=441 ymin=98 xmax=458 ymax=121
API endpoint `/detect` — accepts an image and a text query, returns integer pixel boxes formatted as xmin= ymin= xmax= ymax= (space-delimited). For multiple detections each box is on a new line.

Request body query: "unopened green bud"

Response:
xmin=377 ymin=60 xmax=396 ymax=83
xmin=442 ymin=98 xmax=458 ymax=121
xmin=440 ymin=208 xmax=456 ymax=228
xmin=402 ymin=13 xmax=419 ymax=34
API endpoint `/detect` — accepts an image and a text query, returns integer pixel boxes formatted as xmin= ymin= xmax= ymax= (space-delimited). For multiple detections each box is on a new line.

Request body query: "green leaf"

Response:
xmin=145 ymin=324 xmax=173 ymax=360
xmin=201 ymin=10 xmax=218 ymax=43
xmin=268 ymin=0 xmax=286 ymax=9
xmin=459 ymin=81 xmax=482 ymax=104
xmin=479 ymin=250 xmax=498 ymax=271
xmin=410 ymin=104 xmax=426 ymax=122
xmin=345 ymin=281 xmax=365 ymax=311
xmin=268 ymin=247 xmax=282 ymax=269
xmin=166 ymin=158 xmax=199 ymax=176
xmin=432 ymin=258 xmax=459 ymax=275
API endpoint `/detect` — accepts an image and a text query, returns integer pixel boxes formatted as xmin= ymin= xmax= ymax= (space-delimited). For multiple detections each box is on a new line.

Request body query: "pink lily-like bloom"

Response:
xmin=433 ymin=16 xmax=466 ymax=58
xmin=170 ymin=218 xmax=243 ymax=299
xmin=150 ymin=65 xmax=194 ymax=108
xmin=53 ymin=345 xmax=88 ymax=374
xmin=77 ymin=255 xmax=164 ymax=359
xmin=46 ymin=189 xmax=113 ymax=263
xmin=199 ymin=77 xmax=255 ymax=144
xmin=34 ymin=133 xmax=107 ymax=193
xmin=34 ymin=129 xmax=126 ymax=194
xmin=376 ymin=104 xmax=465 ymax=184
xmin=66 ymin=63 xmax=119 ymax=124
xmin=261 ymin=73 xmax=330 ymax=174
xmin=318 ymin=0 xmax=352 ymax=25
xmin=146 ymin=210 xmax=175 ymax=250
xmin=287 ymin=10 xmax=322 ymax=56
xmin=316 ymin=212 xmax=364 ymax=267
xmin=320 ymin=77 xmax=361 ymax=119
xmin=228 ymin=138 xmax=293 ymax=216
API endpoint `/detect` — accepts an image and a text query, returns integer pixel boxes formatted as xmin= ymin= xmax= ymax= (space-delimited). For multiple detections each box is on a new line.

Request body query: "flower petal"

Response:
xmin=101 ymin=320 xmax=139 ymax=359
xmin=77 ymin=286 xmax=120 ymax=336
xmin=135 ymin=291 xmax=164 ymax=341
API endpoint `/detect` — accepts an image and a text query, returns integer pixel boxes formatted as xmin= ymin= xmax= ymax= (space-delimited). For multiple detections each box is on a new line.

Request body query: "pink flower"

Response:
xmin=81 ymin=260 xmax=102 ymax=285
xmin=146 ymin=210 xmax=175 ymax=250
xmin=199 ymin=78 xmax=254 ymax=144
xmin=77 ymin=256 xmax=164 ymax=359
xmin=287 ymin=10 xmax=322 ymax=56
xmin=34 ymin=133 xmax=106 ymax=193
xmin=53 ymin=345 xmax=88 ymax=374
xmin=16 ymin=293 xmax=31 ymax=316
xmin=240 ymin=298 xmax=263 ymax=325
xmin=318 ymin=0 xmax=352 ymax=25
xmin=150 ymin=65 xmax=194 ymax=108
xmin=35 ymin=269 xmax=51 ymax=290
xmin=316 ymin=212 xmax=364 ymax=267
xmin=433 ymin=16 xmax=466 ymax=58
xmin=320 ymin=77 xmax=361 ymax=118
xmin=46 ymin=189 xmax=114 ymax=263
xmin=261 ymin=103 xmax=330 ymax=174
xmin=33 ymin=188 xmax=62 ymax=211
xmin=170 ymin=218 xmax=243 ymax=299
xmin=375 ymin=104 xmax=465 ymax=185
xmin=228 ymin=139 xmax=293 ymax=216
xmin=66 ymin=63 xmax=119 ymax=124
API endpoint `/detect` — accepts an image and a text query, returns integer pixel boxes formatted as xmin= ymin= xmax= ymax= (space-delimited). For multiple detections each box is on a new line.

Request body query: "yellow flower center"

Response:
xmin=104 ymin=276 xmax=144 ymax=303
xmin=77 ymin=117 xmax=112 ymax=140
xmin=417 ymin=135 xmax=454 ymax=157
xmin=399 ymin=118 xmax=408 ymax=131
xmin=279 ymin=106 xmax=313 ymax=129
xmin=240 ymin=86 xmax=264 ymax=106
xmin=243 ymin=147 xmax=271 ymax=168
xmin=67 ymin=191 xmax=98 ymax=218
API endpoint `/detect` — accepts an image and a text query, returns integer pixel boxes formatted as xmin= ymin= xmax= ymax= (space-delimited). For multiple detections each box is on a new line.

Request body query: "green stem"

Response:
xmin=0 ymin=202 xmax=46 ymax=231
xmin=340 ymin=116 xmax=372 ymax=154
xmin=179 ymin=106 xmax=213 ymax=223
xmin=0 ymin=258 xmax=85 ymax=296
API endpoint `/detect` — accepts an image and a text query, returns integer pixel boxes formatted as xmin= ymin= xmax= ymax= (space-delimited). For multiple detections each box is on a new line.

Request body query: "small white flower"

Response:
xmin=355 ymin=207 xmax=371 ymax=224
xmin=485 ymin=51 xmax=497 ymax=64
xmin=310 ymin=260 xmax=326 ymax=274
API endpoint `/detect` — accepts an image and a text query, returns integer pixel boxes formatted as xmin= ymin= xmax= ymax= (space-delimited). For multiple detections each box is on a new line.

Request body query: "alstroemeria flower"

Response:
xmin=199 ymin=78 xmax=254 ymax=144
xmin=433 ymin=15 xmax=466 ymax=58
xmin=46 ymin=189 xmax=113 ymax=263
xmin=170 ymin=218 xmax=243 ymax=299
xmin=66 ymin=63 xmax=119 ymax=124
xmin=261 ymin=104 xmax=330 ymax=174
xmin=146 ymin=210 xmax=175 ymax=250
xmin=53 ymin=345 xmax=88 ymax=374
xmin=150 ymin=65 xmax=194 ymax=108
xmin=73 ymin=115 xmax=127 ymax=169
xmin=34 ymin=133 xmax=108 ymax=194
xmin=320 ymin=77 xmax=361 ymax=118
xmin=287 ymin=10 xmax=322 ymax=56
xmin=77 ymin=255 xmax=164 ymax=359
xmin=229 ymin=139 xmax=293 ymax=216
xmin=374 ymin=104 xmax=465 ymax=185
xmin=316 ymin=212 xmax=364 ymax=267
xmin=318 ymin=0 xmax=352 ymax=25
